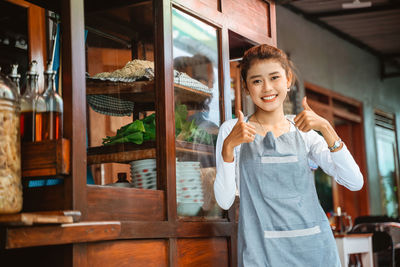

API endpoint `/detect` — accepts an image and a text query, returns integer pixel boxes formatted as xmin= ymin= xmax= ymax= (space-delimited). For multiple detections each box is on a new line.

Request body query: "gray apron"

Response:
xmin=238 ymin=118 xmax=341 ymax=267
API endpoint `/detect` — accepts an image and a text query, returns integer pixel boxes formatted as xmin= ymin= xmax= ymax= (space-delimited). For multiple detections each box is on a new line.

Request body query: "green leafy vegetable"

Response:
xmin=175 ymin=104 xmax=216 ymax=145
xmin=102 ymin=105 xmax=217 ymax=146
xmin=102 ymin=114 xmax=155 ymax=146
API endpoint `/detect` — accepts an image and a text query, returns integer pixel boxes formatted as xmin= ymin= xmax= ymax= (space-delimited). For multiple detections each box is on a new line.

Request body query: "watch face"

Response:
xmin=334 ymin=140 xmax=340 ymax=147
xmin=329 ymin=139 xmax=341 ymax=151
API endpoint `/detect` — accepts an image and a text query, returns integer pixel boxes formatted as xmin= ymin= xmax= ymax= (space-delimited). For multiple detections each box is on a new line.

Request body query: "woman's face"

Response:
xmin=245 ymin=59 xmax=291 ymax=113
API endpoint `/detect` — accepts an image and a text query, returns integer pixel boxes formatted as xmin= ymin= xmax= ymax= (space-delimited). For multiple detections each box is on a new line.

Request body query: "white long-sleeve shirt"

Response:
xmin=213 ymin=115 xmax=364 ymax=210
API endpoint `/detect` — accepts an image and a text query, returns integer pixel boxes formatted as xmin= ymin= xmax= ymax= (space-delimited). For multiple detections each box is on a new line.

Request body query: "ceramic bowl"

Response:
xmin=177 ymin=202 xmax=202 ymax=216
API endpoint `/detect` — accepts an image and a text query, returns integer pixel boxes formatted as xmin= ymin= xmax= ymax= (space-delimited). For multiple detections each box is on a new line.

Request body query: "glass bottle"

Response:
xmin=0 ymin=72 xmax=22 ymax=213
xmin=8 ymin=64 xmax=21 ymax=95
xmin=42 ymin=62 xmax=63 ymax=140
xmin=20 ymin=61 xmax=46 ymax=142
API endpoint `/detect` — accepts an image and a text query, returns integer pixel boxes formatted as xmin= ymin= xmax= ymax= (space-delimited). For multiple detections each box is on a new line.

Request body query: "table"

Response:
xmin=335 ymin=233 xmax=374 ymax=267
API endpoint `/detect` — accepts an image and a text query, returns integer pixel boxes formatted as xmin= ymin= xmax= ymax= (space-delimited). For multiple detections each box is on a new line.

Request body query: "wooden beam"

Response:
xmin=221 ymin=27 xmax=231 ymax=123
xmin=3 ymin=221 xmax=235 ymax=249
xmin=309 ymin=3 xmax=400 ymax=18
xmin=383 ymin=72 xmax=400 ymax=79
xmin=154 ymin=0 xmax=176 ymax=220
xmin=5 ymin=222 xmax=121 ymax=249
xmin=282 ymin=4 xmax=382 ymax=58
xmin=61 ymin=0 xmax=87 ymax=217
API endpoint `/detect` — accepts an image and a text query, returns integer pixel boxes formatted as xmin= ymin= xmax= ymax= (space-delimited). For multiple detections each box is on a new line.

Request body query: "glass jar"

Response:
xmin=0 ymin=72 xmax=22 ymax=213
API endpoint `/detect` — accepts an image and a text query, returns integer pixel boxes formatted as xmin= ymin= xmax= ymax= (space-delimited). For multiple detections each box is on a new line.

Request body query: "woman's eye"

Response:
xmin=252 ymin=79 xmax=262 ymax=84
xmin=271 ymin=76 xmax=280 ymax=80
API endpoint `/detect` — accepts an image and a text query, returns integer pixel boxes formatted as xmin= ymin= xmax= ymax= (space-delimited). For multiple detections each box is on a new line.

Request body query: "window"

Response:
xmin=375 ymin=110 xmax=400 ymax=217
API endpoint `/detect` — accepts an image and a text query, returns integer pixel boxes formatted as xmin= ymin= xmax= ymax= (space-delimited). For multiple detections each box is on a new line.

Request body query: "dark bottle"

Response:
xmin=20 ymin=61 xmax=46 ymax=142
xmin=42 ymin=62 xmax=63 ymax=140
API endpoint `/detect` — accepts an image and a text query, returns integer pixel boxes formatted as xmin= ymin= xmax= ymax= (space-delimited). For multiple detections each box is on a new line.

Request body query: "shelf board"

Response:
xmin=87 ymin=141 xmax=214 ymax=165
xmin=176 ymin=140 xmax=214 ymax=156
xmin=86 ymin=79 xmax=212 ymax=104
xmin=87 ymin=141 xmax=156 ymax=165
xmin=0 ymin=210 xmax=80 ymax=226
xmin=4 ymin=221 xmax=122 ymax=249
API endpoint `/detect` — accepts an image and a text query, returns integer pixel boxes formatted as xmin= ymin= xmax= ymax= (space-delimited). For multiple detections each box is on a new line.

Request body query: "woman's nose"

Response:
xmin=262 ymin=81 xmax=272 ymax=92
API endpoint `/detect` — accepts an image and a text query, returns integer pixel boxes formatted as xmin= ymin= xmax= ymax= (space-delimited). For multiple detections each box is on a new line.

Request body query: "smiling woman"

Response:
xmin=214 ymin=44 xmax=364 ymax=267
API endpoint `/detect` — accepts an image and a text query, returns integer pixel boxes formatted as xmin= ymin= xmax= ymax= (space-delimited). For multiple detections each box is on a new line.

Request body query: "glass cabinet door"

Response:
xmin=172 ymin=8 xmax=223 ymax=219
xmin=85 ymin=1 xmax=158 ymax=190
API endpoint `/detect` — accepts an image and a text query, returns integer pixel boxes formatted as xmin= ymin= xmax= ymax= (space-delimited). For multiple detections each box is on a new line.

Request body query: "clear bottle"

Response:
xmin=20 ymin=61 xmax=46 ymax=142
xmin=8 ymin=64 xmax=21 ymax=95
xmin=42 ymin=62 xmax=63 ymax=140
xmin=0 ymin=72 xmax=22 ymax=213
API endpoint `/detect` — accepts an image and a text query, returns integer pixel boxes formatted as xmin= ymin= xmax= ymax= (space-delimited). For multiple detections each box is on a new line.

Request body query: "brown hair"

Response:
xmin=240 ymin=44 xmax=297 ymax=89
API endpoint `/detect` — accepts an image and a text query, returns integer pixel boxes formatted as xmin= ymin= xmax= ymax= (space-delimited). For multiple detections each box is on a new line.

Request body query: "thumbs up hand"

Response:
xmin=294 ymin=97 xmax=330 ymax=132
xmin=222 ymin=110 xmax=257 ymax=162
xmin=237 ymin=110 xmax=245 ymax=123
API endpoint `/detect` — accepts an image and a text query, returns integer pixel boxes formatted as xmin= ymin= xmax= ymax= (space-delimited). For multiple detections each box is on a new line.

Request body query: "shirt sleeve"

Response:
xmin=213 ymin=119 xmax=238 ymax=210
xmin=306 ymin=130 xmax=364 ymax=191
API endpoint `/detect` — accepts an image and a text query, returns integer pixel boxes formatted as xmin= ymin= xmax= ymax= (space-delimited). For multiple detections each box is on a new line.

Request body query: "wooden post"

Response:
xmin=61 ymin=0 xmax=87 ymax=218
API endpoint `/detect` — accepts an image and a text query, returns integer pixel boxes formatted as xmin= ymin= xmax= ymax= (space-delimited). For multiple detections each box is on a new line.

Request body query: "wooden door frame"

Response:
xmin=305 ymin=81 xmax=370 ymax=218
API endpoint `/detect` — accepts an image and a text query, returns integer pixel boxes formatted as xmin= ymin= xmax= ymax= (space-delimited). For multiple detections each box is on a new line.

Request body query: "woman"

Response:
xmin=214 ymin=44 xmax=363 ymax=266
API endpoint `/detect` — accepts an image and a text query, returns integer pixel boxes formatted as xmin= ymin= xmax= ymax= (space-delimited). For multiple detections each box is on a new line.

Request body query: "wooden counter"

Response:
xmin=2 ymin=220 xmax=234 ymax=249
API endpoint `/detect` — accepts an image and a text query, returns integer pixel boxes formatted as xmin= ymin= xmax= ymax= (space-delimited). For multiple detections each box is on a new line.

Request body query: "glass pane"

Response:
xmin=314 ymin=167 xmax=333 ymax=214
xmin=375 ymin=125 xmax=399 ymax=217
xmin=85 ymin=2 xmax=157 ymax=190
xmin=172 ymin=8 xmax=223 ymax=218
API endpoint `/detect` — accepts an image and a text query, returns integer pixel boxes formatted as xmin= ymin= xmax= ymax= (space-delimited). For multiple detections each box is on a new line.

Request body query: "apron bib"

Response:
xmin=238 ymin=119 xmax=341 ymax=267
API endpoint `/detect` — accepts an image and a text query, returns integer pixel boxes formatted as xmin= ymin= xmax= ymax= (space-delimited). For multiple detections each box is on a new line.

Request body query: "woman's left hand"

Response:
xmin=294 ymin=97 xmax=330 ymax=132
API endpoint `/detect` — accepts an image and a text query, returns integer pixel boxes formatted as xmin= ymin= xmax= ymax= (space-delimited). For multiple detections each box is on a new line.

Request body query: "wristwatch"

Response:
xmin=328 ymin=139 xmax=342 ymax=152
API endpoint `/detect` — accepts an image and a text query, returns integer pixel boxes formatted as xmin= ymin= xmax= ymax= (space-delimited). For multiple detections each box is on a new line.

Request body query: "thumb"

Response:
xmin=237 ymin=110 xmax=244 ymax=123
xmin=302 ymin=96 xmax=312 ymax=111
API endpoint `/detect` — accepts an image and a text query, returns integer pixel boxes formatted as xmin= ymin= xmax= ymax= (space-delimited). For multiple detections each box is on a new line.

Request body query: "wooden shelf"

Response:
xmin=21 ymin=138 xmax=70 ymax=179
xmin=0 ymin=210 xmax=81 ymax=226
xmin=4 ymin=221 xmax=122 ymax=249
xmin=87 ymin=141 xmax=214 ymax=165
xmin=2 ymin=220 xmax=234 ymax=249
xmin=87 ymin=141 xmax=156 ymax=165
xmin=86 ymin=79 xmax=212 ymax=104
xmin=176 ymin=140 xmax=214 ymax=156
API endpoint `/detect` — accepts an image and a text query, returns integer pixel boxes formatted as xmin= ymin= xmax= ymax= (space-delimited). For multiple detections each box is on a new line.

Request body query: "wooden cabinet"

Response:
xmin=1 ymin=0 xmax=276 ymax=266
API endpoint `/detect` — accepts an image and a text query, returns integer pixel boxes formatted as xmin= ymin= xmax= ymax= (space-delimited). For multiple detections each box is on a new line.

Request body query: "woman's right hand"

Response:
xmin=222 ymin=111 xmax=256 ymax=162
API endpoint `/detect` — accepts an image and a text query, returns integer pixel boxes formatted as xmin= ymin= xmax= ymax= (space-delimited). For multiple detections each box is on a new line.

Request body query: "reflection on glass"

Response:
xmin=173 ymin=8 xmax=223 ymax=218
xmin=85 ymin=3 xmax=157 ymax=189
xmin=375 ymin=125 xmax=399 ymax=217
xmin=315 ymin=167 xmax=333 ymax=213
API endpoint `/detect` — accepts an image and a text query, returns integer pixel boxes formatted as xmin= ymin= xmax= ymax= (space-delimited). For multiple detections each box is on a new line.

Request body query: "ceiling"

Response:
xmin=278 ymin=0 xmax=400 ymax=79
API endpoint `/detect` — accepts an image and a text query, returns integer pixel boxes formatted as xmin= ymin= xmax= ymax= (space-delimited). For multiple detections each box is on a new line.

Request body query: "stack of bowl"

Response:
xmin=130 ymin=159 xmax=204 ymax=216
xmin=176 ymin=161 xmax=204 ymax=216
xmin=130 ymin=159 xmax=157 ymax=189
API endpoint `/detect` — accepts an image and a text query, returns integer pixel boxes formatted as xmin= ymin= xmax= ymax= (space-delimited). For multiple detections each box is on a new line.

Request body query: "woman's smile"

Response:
xmin=261 ymin=94 xmax=278 ymax=102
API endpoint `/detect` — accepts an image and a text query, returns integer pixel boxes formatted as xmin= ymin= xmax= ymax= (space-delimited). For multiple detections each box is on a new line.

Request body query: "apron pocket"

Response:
xmin=263 ymin=225 xmax=331 ymax=266
xmin=264 ymin=225 xmax=320 ymax=238
xmin=259 ymin=155 xmax=300 ymax=199
xmin=261 ymin=155 xmax=298 ymax=164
